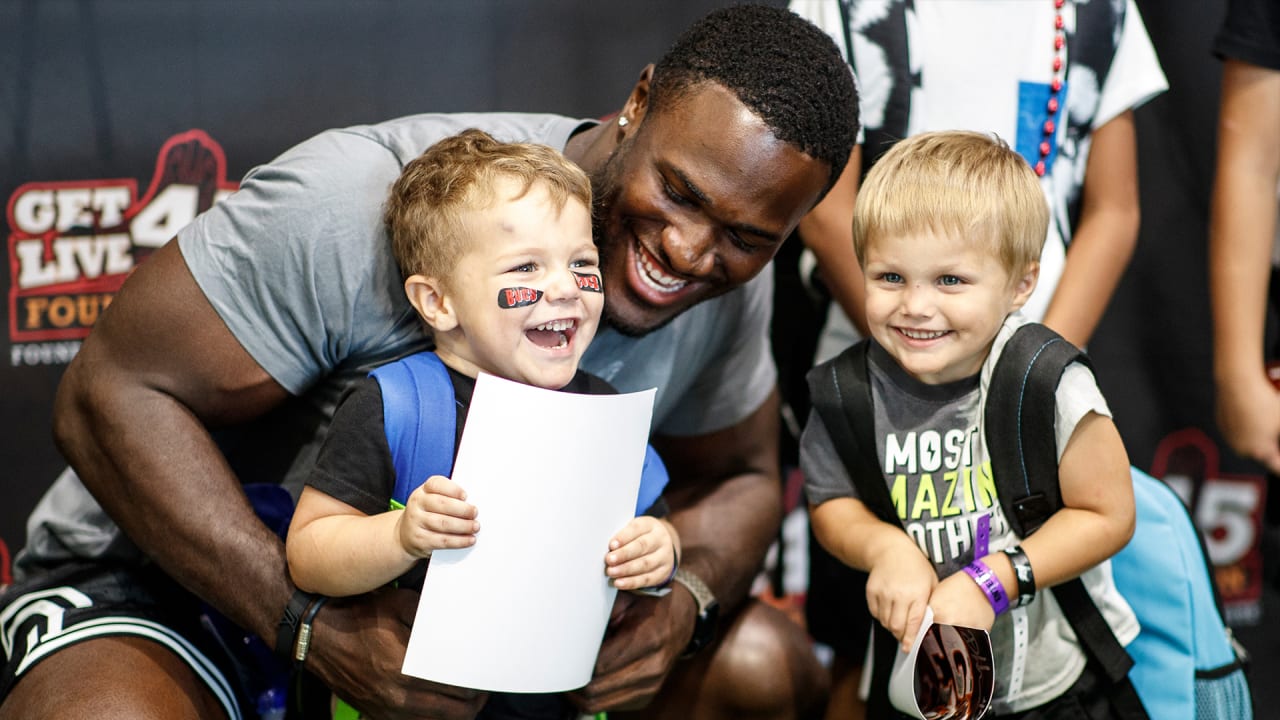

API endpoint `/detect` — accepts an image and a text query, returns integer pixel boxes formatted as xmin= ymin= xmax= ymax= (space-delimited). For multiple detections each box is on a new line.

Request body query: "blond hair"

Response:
xmin=852 ymin=130 xmax=1048 ymax=276
xmin=384 ymin=128 xmax=592 ymax=283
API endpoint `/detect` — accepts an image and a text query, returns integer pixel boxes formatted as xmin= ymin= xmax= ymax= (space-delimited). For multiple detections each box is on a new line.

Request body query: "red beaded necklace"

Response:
xmin=1035 ymin=0 xmax=1066 ymax=177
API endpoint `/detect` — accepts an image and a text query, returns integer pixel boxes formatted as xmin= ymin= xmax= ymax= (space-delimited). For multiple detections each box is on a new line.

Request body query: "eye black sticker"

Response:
xmin=573 ymin=272 xmax=603 ymax=293
xmin=498 ymin=287 xmax=543 ymax=308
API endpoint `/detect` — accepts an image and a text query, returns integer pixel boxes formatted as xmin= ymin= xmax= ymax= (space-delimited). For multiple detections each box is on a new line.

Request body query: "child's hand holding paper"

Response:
xmin=888 ymin=606 xmax=995 ymax=720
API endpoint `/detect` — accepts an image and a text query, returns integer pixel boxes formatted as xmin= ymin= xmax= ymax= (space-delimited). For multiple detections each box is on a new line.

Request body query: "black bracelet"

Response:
xmin=274 ymin=588 xmax=318 ymax=661
xmin=292 ymin=595 xmax=328 ymax=669
xmin=1002 ymin=545 xmax=1036 ymax=608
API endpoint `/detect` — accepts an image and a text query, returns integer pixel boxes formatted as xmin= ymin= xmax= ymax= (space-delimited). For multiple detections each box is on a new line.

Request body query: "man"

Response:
xmin=0 ymin=5 xmax=858 ymax=720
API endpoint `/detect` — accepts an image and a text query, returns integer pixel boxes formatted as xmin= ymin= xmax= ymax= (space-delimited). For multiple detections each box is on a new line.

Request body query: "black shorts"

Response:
xmin=0 ymin=561 xmax=584 ymax=720
xmin=0 ymin=560 xmax=249 ymax=719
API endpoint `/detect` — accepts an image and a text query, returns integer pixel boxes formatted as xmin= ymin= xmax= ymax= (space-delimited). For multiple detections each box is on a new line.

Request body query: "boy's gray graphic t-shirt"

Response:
xmin=800 ymin=314 xmax=1138 ymax=713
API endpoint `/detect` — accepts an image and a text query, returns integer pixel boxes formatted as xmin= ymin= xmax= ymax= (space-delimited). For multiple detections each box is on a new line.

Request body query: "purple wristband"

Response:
xmin=962 ymin=559 xmax=1010 ymax=615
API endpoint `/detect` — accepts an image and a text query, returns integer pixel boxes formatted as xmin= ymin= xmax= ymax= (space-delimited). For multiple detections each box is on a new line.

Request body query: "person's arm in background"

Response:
xmin=572 ymin=389 xmax=784 ymax=710
xmin=52 ymin=240 xmax=485 ymax=720
xmin=1210 ymin=59 xmax=1280 ymax=474
xmin=1041 ymin=110 xmax=1141 ymax=348
xmin=800 ymin=147 xmax=868 ymax=335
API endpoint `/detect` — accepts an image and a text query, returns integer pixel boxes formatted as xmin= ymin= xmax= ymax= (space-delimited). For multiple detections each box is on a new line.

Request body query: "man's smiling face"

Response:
xmin=591 ymin=82 xmax=828 ymax=337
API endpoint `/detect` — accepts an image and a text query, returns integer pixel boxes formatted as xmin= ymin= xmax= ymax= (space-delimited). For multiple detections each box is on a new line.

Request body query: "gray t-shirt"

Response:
xmin=18 ymin=112 xmax=776 ymax=573
xmin=801 ymin=314 xmax=1138 ymax=713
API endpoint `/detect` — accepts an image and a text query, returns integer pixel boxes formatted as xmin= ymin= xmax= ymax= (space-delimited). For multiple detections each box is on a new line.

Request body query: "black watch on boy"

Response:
xmin=673 ymin=567 xmax=720 ymax=658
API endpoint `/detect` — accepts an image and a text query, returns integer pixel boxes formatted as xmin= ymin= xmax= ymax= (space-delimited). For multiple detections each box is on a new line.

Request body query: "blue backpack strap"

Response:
xmin=637 ymin=444 xmax=669 ymax=516
xmin=370 ymin=352 xmax=457 ymax=508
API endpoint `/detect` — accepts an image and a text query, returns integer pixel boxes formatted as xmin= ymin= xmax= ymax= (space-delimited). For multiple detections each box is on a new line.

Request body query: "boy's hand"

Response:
xmin=396 ymin=475 xmax=479 ymax=558
xmin=866 ymin=545 xmax=937 ymax=653
xmin=928 ymin=570 xmax=996 ymax=633
xmin=604 ymin=517 xmax=679 ymax=591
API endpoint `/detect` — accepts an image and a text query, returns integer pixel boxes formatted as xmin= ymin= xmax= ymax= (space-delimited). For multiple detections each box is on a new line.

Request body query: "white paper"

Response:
xmin=889 ymin=607 xmax=994 ymax=720
xmin=401 ymin=372 xmax=656 ymax=693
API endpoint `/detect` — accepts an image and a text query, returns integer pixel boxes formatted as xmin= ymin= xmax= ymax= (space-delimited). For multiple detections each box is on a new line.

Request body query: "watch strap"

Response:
xmin=672 ymin=567 xmax=718 ymax=658
xmin=1003 ymin=545 xmax=1037 ymax=608
xmin=293 ymin=595 xmax=328 ymax=669
xmin=275 ymin=588 xmax=317 ymax=660
xmin=673 ymin=567 xmax=715 ymax=611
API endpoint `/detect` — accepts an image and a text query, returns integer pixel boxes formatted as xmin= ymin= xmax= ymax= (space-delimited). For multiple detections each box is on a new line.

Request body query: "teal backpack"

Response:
xmin=808 ymin=322 xmax=1252 ymax=719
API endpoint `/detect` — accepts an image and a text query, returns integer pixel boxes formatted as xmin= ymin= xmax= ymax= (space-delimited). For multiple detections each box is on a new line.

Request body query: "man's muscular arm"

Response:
xmin=52 ymin=240 xmax=484 ymax=720
xmin=54 ymin=241 xmax=289 ymax=632
xmin=573 ymin=389 xmax=783 ymax=711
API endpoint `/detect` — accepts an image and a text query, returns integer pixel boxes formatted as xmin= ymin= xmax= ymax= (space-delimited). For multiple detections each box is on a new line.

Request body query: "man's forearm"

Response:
xmin=54 ymin=376 xmax=292 ymax=642
xmin=667 ymin=466 xmax=780 ymax=610
xmin=656 ymin=391 xmax=783 ymax=610
xmin=51 ymin=238 xmax=299 ymax=643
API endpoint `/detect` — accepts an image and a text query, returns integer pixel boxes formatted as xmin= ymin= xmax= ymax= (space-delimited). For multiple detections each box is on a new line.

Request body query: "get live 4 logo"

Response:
xmin=6 ymin=130 xmax=238 ymax=342
xmin=1152 ymin=427 xmax=1268 ymax=626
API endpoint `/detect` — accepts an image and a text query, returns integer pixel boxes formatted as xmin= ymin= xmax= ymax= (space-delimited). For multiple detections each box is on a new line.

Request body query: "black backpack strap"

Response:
xmin=805 ymin=339 xmax=899 ymax=719
xmin=806 ymin=340 xmax=898 ymax=524
xmin=985 ymin=323 xmax=1148 ymax=719
xmin=985 ymin=323 xmax=1090 ymax=537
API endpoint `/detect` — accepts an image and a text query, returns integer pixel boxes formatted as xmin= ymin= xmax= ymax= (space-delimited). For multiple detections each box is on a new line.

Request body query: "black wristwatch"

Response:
xmin=672 ymin=567 xmax=720 ymax=658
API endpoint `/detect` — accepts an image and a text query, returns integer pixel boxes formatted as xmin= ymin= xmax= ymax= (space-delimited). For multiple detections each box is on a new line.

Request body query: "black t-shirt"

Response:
xmin=1214 ymin=0 xmax=1280 ymax=69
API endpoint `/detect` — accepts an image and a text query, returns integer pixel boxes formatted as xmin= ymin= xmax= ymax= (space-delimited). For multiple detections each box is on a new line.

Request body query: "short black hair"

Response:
xmin=651 ymin=3 xmax=859 ymax=195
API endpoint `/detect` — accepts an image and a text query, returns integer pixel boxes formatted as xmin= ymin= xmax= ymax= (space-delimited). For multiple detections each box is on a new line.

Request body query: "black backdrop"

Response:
xmin=0 ymin=0 xmax=746 ymax=582
xmin=3 ymin=0 xmax=1275 ymax=707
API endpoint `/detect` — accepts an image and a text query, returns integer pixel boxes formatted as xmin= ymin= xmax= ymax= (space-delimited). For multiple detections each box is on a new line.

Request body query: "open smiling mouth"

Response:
xmin=636 ymin=243 xmax=689 ymax=295
xmin=526 ymin=319 xmax=576 ymax=349
xmin=899 ymin=328 xmax=949 ymax=340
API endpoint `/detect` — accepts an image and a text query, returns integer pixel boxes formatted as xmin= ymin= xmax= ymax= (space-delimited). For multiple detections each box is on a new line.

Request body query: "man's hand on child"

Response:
xmin=604 ymin=517 xmax=679 ymax=591
xmin=866 ymin=543 xmax=937 ymax=653
xmin=397 ymin=475 xmax=479 ymax=558
xmin=929 ymin=570 xmax=997 ymax=633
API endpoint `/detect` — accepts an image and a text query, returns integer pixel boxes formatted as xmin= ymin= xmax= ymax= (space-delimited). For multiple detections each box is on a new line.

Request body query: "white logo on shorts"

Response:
xmin=0 ymin=586 xmax=93 ymax=659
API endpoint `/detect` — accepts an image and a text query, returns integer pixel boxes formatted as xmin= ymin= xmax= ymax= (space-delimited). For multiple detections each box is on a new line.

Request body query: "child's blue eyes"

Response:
xmin=508 ymin=260 xmax=598 ymax=273
xmin=875 ymin=273 xmax=965 ymax=287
